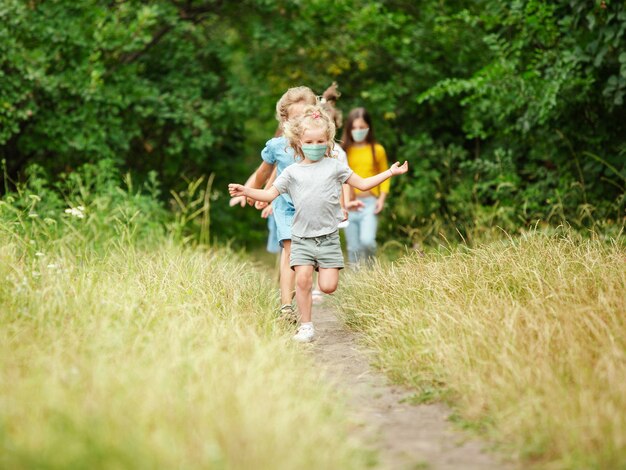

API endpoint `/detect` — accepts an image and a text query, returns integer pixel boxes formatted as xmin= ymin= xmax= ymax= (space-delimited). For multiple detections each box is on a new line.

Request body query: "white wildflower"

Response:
xmin=47 ymin=264 xmax=58 ymax=270
xmin=64 ymin=206 xmax=85 ymax=219
xmin=28 ymin=212 xmax=39 ymax=218
xmin=35 ymin=252 xmax=45 ymax=257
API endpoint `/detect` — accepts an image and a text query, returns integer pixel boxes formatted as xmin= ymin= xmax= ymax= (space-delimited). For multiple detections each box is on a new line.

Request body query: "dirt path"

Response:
xmin=310 ymin=303 xmax=516 ymax=470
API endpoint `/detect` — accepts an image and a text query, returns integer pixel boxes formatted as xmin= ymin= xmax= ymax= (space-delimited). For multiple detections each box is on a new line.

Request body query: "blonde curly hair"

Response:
xmin=283 ymin=105 xmax=336 ymax=160
xmin=275 ymin=86 xmax=318 ymax=126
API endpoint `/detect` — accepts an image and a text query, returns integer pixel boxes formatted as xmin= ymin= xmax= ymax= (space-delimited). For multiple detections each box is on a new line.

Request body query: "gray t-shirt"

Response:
xmin=273 ymin=157 xmax=353 ymax=238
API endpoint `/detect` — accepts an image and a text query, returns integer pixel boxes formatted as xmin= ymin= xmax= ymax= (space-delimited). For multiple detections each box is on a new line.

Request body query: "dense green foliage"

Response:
xmin=245 ymin=0 xmax=626 ymax=243
xmin=0 ymin=0 xmax=266 ymax=245
xmin=2 ymin=0 xmax=625 ymax=246
xmin=0 ymin=159 xmax=165 ymax=254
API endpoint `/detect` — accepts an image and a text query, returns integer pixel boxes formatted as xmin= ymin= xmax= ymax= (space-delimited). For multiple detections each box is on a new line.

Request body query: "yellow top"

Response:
xmin=346 ymin=143 xmax=389 ymax=196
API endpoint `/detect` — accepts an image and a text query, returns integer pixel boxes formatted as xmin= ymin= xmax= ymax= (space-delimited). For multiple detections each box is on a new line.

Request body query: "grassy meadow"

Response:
xmin=336 ymin=230 xmax=626 ymax=469
xmin=2 ymin=164 xmax=625 ymax=469
xmin=0 ymin=174 xmax=370 ymax=469
xmin=0 ymin=241 xmax=374 ymax=469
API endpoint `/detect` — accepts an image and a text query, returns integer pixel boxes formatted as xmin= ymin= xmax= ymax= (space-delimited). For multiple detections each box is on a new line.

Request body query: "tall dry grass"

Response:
xmin=337 ymin=230 xmax=626 ymax=469
xmin=0 ymin=237 xmax=368 ymax=469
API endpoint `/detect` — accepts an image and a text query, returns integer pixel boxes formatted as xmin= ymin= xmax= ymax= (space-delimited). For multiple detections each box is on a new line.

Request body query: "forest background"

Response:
xmin=2 ymin=0 xmax=625 ymax=247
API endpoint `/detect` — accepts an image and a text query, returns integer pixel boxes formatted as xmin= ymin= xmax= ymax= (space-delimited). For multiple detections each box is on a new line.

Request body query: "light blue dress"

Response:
xmin=261 ymin=136 xmax=296 ymax=244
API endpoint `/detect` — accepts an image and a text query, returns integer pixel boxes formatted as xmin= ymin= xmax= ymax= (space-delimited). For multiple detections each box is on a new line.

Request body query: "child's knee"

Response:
xmin=296 ymin=274 xmax=312 ymax=291
xmin=319 ymin=282 xmax=337 ymax=294
xmin=318 ymin=276 xmax=338 ymax=294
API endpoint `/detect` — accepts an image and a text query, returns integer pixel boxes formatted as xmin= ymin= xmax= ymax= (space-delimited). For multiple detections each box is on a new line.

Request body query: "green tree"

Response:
xmin=2 ymin=0 xmax=624 ymax=247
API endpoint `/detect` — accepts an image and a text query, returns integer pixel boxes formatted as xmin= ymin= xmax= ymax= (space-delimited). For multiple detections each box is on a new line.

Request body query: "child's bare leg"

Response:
xmin=317 ymin=268 xmax=340 ymax=294
xmin=280 ymin=240 xmax=296 ymax=305
xmin=294 ymin=265 xmax=314 ymax=323
xmin=312 ymin=273 xmax=323 ymax=303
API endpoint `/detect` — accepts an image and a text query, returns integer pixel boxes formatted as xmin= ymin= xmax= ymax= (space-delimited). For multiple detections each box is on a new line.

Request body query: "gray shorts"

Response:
xmin=290 ymin=231 xmax=344 ymax=271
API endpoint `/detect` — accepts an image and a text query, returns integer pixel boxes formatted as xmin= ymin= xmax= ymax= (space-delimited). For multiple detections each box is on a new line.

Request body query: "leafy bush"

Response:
xmin=0 ymin=158 xmax=168 ymax=255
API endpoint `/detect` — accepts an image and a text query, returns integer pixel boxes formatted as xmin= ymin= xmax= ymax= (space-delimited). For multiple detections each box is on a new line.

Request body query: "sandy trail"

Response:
xmin=310 ymin=303 xmax=515 ymax=470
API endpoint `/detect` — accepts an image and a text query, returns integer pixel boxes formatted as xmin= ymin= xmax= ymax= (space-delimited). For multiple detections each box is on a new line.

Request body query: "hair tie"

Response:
xmin=311 ymin=111 xmax=321 ymax=119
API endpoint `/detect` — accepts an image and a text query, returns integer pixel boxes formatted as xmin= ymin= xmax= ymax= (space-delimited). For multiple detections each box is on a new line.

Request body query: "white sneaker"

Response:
xmin=293 ymin=323 xmax=315 ymax=343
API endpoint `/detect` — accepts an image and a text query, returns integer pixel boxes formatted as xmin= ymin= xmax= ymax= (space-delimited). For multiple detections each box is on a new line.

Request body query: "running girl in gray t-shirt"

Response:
xmin=228 ymin=105 xmax=408 ymax=343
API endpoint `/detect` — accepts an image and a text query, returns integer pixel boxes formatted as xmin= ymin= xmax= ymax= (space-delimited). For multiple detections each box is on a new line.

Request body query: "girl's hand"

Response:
xmin=389 ymin=161 xmax=409 ymax=176
xmin=261 ymin=205 xmax=273 ymax=218
xmin=374 ymin=198 xmax=385 ymax=215
xmin=346 ymin=199 xmax=365 ymax=212
xmin=228 ymin=183 xmax=245 ymax=198
xmin=341 ymin=208 xmax=349 ymax=221
xmin=229 ymin=195 xmax=246 ymax=207
xmin=255 ymin=200 xmax=268 ymax=210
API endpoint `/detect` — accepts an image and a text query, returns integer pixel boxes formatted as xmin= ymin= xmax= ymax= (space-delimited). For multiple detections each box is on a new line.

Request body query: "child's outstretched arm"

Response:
xmin=228 ymin=183 xmax=279 ymax=203
xmin=230 ymin=171 xmax=257 ymax=207
xmin=347 ymin=161 xmax=409 ymax=192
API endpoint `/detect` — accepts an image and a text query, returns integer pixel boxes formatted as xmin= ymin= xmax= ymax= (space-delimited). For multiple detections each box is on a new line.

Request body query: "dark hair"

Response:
xmin=322 ymin=82 xmax=341 ymax=104
xmin=341 ymin=107 xmax=376 ymax=155
xmin=321 ymin=82 xmax=343 ymax=129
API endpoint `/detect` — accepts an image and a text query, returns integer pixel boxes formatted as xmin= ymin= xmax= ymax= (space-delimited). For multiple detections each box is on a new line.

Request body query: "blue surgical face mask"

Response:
xmin=351 ymin=128 xmax=369 ymax=142
xmin=301 ymin=143 xmax=327 ymax=161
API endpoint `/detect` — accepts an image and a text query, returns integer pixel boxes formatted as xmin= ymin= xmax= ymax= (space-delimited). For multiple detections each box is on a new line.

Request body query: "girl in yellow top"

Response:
xmin=341 ymin=107 xmax=390 ymax=266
